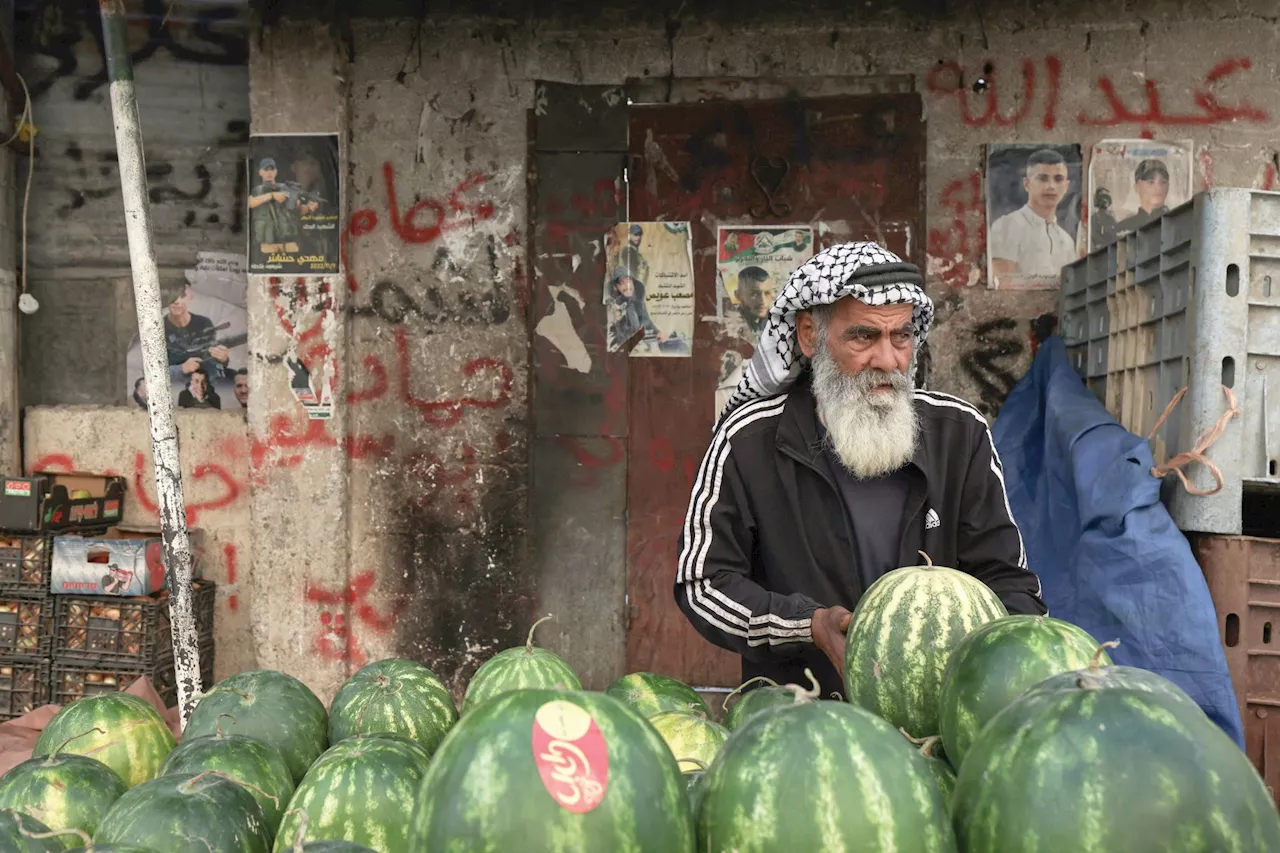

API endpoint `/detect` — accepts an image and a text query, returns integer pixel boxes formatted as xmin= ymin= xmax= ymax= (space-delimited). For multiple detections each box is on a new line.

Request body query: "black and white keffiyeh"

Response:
xmin=718 ymin=241 xmax=934 ymax=423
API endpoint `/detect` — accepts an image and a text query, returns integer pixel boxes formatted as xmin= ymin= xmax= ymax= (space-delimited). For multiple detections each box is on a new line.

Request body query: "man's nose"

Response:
xmin=866 ymin=336 xmax=900 ymax=372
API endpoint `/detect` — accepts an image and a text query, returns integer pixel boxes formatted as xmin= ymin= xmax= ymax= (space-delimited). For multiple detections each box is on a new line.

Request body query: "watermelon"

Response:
xmin=648 ymin=711 xmax=729 ymax=773
xmin=184 ymin=670 xmax=327 ymax=783
xmin=32 ymin=694 xmax=175 ymax=789
xmin=952 ymin=664 xmax=1280 ymax=851
xmin=0 ymin=747 xmax=125 ymax=839
xmin=721 ymin=679 xmax=794 ymax=731
xmin=273 ymin=734 xmax=432 ymax=853
xmin=938 ymin=615 xmax=1108 ymax=768
xmin=843 ymin=558 xmax=1007 ymax=737
xmin=157 ymin=721 xmax=295 ymax=832
xmin=460 ymin=614 xmax=582 ymax=715
xmin=411 ymin=689 xmax=693 ymax=851
xmin=605 ymin=672 xmax=708 ymax=719
xmin=297 ymin=845 xmax=376 ymax=852
xmin=0 ymin=808 xmax=67 ymax=852
xmin=697 ymin=679 xmax=955 ymax=852
xmin=66 ymin=848 xmax=153 ymax=853
xmin=327 ymin=658 xmax=457 ymax=756
xmin=95 ymin=771 xmax=272 ymax=853
xmin=679 ymin=758 xmax=709 ymax=817
xmin=904 ymin=733 xmax=955 ymax=806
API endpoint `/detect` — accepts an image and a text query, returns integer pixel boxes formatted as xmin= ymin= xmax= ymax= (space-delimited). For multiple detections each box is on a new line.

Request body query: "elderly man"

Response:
xmin=675 ymin=242 xmax=1045 ymax=698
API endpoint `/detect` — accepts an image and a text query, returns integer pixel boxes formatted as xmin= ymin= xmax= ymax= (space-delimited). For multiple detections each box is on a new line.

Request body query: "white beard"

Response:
xmin=811 ymin=338 xmax=919 ymax=479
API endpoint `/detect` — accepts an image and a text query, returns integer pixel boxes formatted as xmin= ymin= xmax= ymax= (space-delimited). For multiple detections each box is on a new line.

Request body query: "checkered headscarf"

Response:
xmin=718 ymin=241 xmax=933 ymax=424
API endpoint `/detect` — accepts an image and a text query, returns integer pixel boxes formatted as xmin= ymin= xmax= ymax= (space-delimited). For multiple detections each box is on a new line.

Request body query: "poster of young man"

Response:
xmin=986 ymin=143 xmax=1084 ymax=290
xmin=602 ymin=222 xmax=694 ymax=357
xmin=1088 ymin=140 xmax=1193 ymax=251
xmin=715 ymin=225 xmax=814 ymax=344
xmin=247 ymin=133 xmax=340 ymax=274
xmin=126 ymin=252 xmax=249 ymax=411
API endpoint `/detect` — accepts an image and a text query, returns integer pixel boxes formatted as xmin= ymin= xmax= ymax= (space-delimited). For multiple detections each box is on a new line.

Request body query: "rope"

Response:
xmin=1146 ymin=384 xmax=1241 ymax=496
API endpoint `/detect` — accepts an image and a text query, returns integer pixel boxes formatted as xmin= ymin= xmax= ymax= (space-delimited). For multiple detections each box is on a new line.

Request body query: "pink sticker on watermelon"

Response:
xmin=532 ymin=699 xmax=609 ymax=813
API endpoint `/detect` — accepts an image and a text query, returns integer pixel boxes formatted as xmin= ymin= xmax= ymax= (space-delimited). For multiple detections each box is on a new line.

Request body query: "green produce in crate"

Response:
xmin=411 ymin=689 xmax=693 ymax=852
xmin=0 ymin=730 xmax=126 ymax=838
xmin=0 ymin=807 xmax=67 ymax=852
xmin=32 ymin=694 xmax=175 ymax=789
xmin=952 ymin=655 xmax=1280 ymax=852
xmin=184 ymin=669 xmax=328 ymax=783
xmin=273 ymin=734 xmax=432 ymax=853
xmin=157 ymin=713 xmax=295 ymax=832
xmin=697 ymin=672 xmax=955 ymax=852
xmin=938 ymin=614 xmax=1108 ymax=768
xmin=605 ymin=672 xmax=708 ymax=719
xmin=843 ymin=555 xmax=1007 ymax=738
xmin=95 ymin=771 xmax=272 ymax=853
xmin=460 ymin=614 xmax=582 ymax=715
xmin=720 ymin=678 xmax=794 ymax=731
xmin=648 ymin=711 xmax=728 ymax=772
xmin=327 ymin=659 xmax=457 ymax=756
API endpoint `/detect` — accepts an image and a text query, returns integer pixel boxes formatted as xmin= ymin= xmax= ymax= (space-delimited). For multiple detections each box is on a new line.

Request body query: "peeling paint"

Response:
xmin=534 ymin=285 xmax=591 ymax=374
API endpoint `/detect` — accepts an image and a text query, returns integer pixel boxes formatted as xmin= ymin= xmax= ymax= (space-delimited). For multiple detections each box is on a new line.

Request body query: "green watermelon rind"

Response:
xmin=327 ymin=658 xmax=458 ymax=757
xmin=461 ymin=647 xmax=581 ymax=715
xmin=0 ymin=807 xmax=67 ymax=852
xmin=95 ymin=771 xmax=272 ymax=853
xmin=32 ymin=694 xmax=176 ymax=790
xmin=721 ymin=685 xmax=795 ymax=731
xmin=648 ymin=711 xmax=729 ymax=773
xmin=605 ymin=673 xmax=709 ymax=719
xmin=0 ymin=753 xmax=126 ymax=840
xmin=157 ymin=732 xmax=295 ymax=832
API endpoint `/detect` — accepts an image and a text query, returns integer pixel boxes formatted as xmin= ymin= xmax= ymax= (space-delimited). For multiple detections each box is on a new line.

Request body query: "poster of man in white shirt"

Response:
xmin=986 ymin=144 xmax=1083 ymax=290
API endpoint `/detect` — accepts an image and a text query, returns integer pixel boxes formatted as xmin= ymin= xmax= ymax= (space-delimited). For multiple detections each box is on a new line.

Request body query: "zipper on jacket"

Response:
xmin=780 ymin=442 xmax=859 ymax=568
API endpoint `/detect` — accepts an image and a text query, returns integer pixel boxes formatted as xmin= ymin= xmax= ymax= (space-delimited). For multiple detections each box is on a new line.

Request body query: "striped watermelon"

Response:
xmin=32 ymin=694 xmax=175 ymax=789
xmin=907 ymin=734 xmax=955 ymax=806
xmin=605 ymin=673 xmax=708 ymax=719
xmin=66 ymin=847 xmax=152 ymax=852
xmin=843 ymin=559 xmax=1007 ymax=737
xmin=0 ymin=747 xmax=125 ymax=839
xmin=938 ymin=615 xmax=1108 ymax=768
xmin=952 ymin=663 xmax=1280 ymax=851
xmin=327 ymin=659 xmax=457 ymax=756
xmin=0 ymin=808 xmax=65 ymax=852
xmin=157 ymin=723 xmax=295 ymax=832
xmin=460 ymin=615 xmax=581 ymax=715
xmin=679 ymin=758 xmax=709 ymax=817
xmin=697 ymin=683 xmax=955 ymax=852
xmin=295 ymin=844 xmax=376 ymax=852
xmin=721 ymin=679 xmax=795 ymax=731
xmin=410 ymin=689 xmax=693 ymax=851
xmin=95 ymin=771 xmax=271 ymax=853
xmin=648 ymin=711 xmax=728 ymax=773
xmin=273 ymin=734 xmax=432 ymax=853
xmin=185 ymin=670 xmax=328 ymax=783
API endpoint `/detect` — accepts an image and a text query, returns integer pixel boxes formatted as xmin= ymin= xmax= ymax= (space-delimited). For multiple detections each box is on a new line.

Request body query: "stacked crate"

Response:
xmin=0 ymin=534 xmax=53 ymax=719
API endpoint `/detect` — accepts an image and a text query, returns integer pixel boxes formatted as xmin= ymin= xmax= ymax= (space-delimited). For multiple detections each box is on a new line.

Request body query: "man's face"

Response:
xmin=259 ymin=166 xmax=277 ymax=183
xmin=616 ymin=276 xmax=635 ymax=298
xmin=629 ymin=231 xmax=642 ymax=248
xmin=1136 ymin=173 xmax=1169 ymax=211
xmin=799 ymin=297 xmax=914 ymax=378
xmin=292 ymin=155 xmax=320 ymax=187
xmin=234 ymin=375 xmax=249 ymax=406
xmin=1023 ymin=163 xmax=1070 ymax=216
xmin=737 ymin=276 xmax=775 ymax=320
xmin=190 ymin=372 xmax=208 ymax=399
xmin=167 ymin=287 xmax=192 ymax=319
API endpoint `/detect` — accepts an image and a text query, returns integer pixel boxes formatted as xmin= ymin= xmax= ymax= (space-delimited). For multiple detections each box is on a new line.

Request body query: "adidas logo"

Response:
xmin=925 ymin=508 xmax=940 ymax=530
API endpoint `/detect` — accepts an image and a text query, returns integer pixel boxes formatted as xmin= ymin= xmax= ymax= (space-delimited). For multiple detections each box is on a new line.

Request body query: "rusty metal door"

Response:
xmin=624 ymin=94 xmax=926 ymax=687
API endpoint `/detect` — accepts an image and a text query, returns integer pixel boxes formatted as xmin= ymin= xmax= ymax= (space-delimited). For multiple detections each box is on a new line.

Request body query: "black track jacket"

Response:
xmin=674 ymin=374 xmax=1047 ymax=699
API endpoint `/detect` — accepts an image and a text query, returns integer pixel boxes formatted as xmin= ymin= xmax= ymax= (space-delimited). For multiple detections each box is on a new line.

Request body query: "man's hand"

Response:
xmin=181 ymin=357 xmax=202 ymax=375
xmin=812 ymin=606 xmax=853 ymax=676
xmin=209 ymin=345 xmax=230 ymax=364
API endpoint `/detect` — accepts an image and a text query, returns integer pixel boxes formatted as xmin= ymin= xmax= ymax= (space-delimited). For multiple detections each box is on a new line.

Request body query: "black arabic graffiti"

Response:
xmin=961 ymin=317 xmax=1024 ymax=416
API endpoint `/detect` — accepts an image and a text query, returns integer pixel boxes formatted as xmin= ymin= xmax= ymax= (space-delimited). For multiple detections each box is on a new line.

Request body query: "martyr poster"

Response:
xmin=247 ymin=133 xmax=341 ymax=274
xmin=715 ymin=225 xmax=813 ymax=344
xmin=603 ymin=222 xmax=694 ymax=357
xmin=1088 ymin=139 xmax=1193 ymax=251
xmin=986 ymin=143 xmax=1083 ymax=290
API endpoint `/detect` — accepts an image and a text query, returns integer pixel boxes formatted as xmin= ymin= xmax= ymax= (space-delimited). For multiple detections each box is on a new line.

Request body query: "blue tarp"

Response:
xmin=992 ymin=335 xmax=1244 ymax=747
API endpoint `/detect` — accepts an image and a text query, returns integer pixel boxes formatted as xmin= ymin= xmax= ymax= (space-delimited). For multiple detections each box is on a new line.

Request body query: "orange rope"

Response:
xmin=1146 ymin=385 xmax=1241 ymax=496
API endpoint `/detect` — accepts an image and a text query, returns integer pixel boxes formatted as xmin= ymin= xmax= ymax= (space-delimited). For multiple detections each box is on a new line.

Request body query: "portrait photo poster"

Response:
xmin=1088 ymin=139 xmax=1193 ymax=252
xmin=247 ymin=132 xmax=341 ymax=275
xmin=602 ymin=222 xmax=695 ymax=358
xmin=715 ymin=225 xmax=814 ymax=344
xmin=986 ymin=143 xmax=1084 ymax=291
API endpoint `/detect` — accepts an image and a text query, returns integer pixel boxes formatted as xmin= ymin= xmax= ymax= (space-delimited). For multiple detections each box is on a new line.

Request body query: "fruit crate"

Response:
xmin=0 ymin=534 xmax=52 ymax=595
xmin=0 ymin=656 xmax=50 ymax=721
xmin=0 ymin=595 xmax=52 ymax=658
xmin=1060 ymin=188 xmax=1280 ymax=535
xmin=52 ymin=640 xmax=214 ymax=710
xmin=53 ymin=579 xmax=216 ymax=667
xmin=1192 ymin=533 xmax=1280 ymax=807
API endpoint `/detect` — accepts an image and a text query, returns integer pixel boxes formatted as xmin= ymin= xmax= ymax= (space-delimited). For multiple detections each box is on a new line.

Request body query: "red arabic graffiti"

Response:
xmin=1078 ymin=57 xmax=1267 ymax=134
xmin=132 ymin=452 xmax=242 ymax=525
xmin=223 ymin=543 xmax=239 ymax=612
xmin=304 ymin=570 xmax=405 ymax=668
xmin=394 ymin=328 xmax=514 ymax=427
xmin=31 ymin=454 xmax=75 ymax=473
xmin=926 ymin=57 xmax=1061 ymax=130
xmin=927 ymin=171 xmax=985 ymax=290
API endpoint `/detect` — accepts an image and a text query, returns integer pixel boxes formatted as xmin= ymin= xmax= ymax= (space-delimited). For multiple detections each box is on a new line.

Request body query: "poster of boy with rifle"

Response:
xmin=247 ymin=133 xmax=340 ymax=274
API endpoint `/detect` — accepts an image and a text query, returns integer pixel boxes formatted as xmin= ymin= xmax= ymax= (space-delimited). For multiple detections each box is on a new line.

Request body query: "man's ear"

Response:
xmin=796 ymin=311 xmax=818 ymax=358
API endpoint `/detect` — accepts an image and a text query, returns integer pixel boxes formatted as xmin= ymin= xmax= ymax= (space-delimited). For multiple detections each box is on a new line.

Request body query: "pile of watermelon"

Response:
xmin=0 ymin=569 xmax=1276 ymax=852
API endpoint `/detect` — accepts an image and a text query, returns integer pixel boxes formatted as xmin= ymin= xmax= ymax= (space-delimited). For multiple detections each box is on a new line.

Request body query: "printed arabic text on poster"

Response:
xmin=603 ymin=222 xmax=694 ymax=358
xmin=1088 ymin=139 xmax=1193 ymax=252
xmin=986 ymin=143 xmax=1083 ymax=291
xmin=247 ymin=133 xmax=341 ymax=275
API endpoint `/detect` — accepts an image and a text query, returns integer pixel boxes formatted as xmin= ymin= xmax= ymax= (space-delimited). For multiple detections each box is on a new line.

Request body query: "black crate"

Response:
xmin=0 ymin=534 xmax=52 ymax=595
xmin=0 ymin=595 xmax=53 ymax=658
xmin=52 ymin=641 xmax=214 ymax=710
xmin=0 ymin=656 xmax=50 ymax=721
xmin=53 ymin=580 xmax=216 ymax=667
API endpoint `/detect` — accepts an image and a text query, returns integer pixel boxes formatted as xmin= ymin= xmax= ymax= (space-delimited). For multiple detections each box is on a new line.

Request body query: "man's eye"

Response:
xmin=851 ymin=329 xmax=877 ymax=342
xmin=891 ymin=331 xmax=912 ymax=345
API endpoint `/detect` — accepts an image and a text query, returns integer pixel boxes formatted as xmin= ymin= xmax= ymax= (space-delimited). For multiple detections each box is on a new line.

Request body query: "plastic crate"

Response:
xmin=0 ymin=595 xmax=52 ymax=658
xmin=51 ymin=641 xmax=214 ymax=710
xmin=0 ymin=657 xmax=50 ymax=721
xmin=0 ymin=534 xmax=52 ymax=595
xmin=1061 ymin=188 xmax=1280 ymax=534
xmin=53 ymin=580 xmax=216 ymax=667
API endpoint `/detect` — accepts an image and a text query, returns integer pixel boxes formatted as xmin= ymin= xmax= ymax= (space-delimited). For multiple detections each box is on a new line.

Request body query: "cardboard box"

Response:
xmin=50 ymin=528 xmax=204 ymax=597
xmin=0 ymin=472 xmax=127 ymax=535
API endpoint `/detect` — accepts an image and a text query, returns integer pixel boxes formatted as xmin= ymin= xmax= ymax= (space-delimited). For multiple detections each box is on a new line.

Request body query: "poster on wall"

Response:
xmin=602 ymin=222 xmax=694 ymax=357
xmin=246 ymin=133 xmax=341 ymax=275
xmin=986 ymin=143 xmax=1084 ymax=291
xmin=1088 ymin=139 xmax=1193 ymax=251
xmin=715 ymin=225 xmax=813 ymax=344
xmin=126 ymin=251 xmax=249 ymax=412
